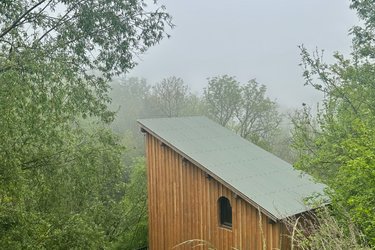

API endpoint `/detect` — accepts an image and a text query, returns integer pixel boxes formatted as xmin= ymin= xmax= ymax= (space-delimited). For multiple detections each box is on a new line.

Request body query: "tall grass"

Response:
xmin=286 ymin=208 xmax=371 ymax=250
xmin=173 ymin=239 xmax=240 ymax=250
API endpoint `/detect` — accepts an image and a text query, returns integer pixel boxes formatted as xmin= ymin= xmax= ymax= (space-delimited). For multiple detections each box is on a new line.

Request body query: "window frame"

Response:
xmin=218 ymin=196 xmax=232 ymax=229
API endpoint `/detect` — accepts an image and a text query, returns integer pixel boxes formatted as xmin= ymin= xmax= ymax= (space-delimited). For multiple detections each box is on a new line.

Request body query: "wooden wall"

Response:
xmin=145 ymin=133 xmax=291 ymax=250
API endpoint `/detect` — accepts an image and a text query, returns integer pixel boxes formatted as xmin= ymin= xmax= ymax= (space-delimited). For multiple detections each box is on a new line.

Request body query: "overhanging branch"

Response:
xmin=0 ymin=0 xmax=48 ymax=39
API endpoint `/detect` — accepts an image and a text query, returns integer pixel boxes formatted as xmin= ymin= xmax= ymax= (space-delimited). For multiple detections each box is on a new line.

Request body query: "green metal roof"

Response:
xmin=138 ymin=116 xmax=327 ymax=220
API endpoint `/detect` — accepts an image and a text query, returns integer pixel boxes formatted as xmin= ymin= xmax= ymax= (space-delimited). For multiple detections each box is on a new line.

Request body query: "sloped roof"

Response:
xmin=138 ymin=116 xmax=327 ymax=221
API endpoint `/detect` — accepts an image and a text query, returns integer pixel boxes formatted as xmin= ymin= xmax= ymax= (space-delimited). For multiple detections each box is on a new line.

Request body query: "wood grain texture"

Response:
xmin=145 ymin=133 xmax=291 ymax=250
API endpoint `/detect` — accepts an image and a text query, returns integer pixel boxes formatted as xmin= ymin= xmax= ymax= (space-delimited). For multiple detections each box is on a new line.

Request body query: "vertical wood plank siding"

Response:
xmin=146 ymin=133 xmax=290 ymax=250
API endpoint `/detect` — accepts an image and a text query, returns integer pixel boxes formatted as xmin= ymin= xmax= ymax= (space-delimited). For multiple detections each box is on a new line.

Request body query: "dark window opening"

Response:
xmin=218 ymin=196 xmax=232 ymax=228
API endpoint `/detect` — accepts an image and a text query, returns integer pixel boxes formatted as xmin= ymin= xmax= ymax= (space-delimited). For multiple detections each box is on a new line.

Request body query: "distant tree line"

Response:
xmin=109 ymin=74 xmax=295 ymax=162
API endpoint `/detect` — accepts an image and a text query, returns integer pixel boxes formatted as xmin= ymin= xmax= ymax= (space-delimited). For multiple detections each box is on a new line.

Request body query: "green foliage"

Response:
xmin=0 ymin=0 xmax=173 ymax=78
xmin=111 ymin=158 xmax=148 ymax=250
xmin=350 ymin=0 xmax=375 ymax=59
xmin=0 ymin=82 xmax=149 ymax=248
xmin=1 ymin=124 xmax=128 ymax=249
xmin=235 ymin=79 xmax=282 ymax=150
xmin=293 ymin=52 xmax=375 ymax=246
xmin=291 ymin=1 xmax=375 ymax=245
xmin=203 ymin=75 xmax=282 ymax=150
xmin=150 ymin=76 xmax=189 ymax=117
xmin=0 ymin=0 xmax=172 ymax=248
xmin=204 ymin=75 xmax=241 ymax=127
xmin=267 ymin=124 xmax=297 ymax=164
xmin=290 ymin=105 xmax=325 ymax=179
xmin=330 ymin=120 xmax=375 ymax=244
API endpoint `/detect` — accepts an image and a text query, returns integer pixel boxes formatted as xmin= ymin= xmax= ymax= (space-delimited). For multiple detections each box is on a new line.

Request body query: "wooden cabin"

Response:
xmin=138 ymin=116 xmax=326 ymax=250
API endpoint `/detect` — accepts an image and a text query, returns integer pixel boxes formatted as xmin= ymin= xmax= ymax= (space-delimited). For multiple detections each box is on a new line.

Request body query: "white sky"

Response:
xmin=128 ymin=0 xmax=359 ymax=109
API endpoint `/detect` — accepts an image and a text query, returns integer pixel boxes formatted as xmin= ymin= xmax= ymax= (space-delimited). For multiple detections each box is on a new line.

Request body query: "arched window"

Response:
xmin=218 ymin=196 xmax=232 ymax=228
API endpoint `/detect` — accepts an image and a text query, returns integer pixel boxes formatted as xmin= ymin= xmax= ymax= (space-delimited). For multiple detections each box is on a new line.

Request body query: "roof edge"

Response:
xmin=138 ymin=119 xmax=280 ymax=221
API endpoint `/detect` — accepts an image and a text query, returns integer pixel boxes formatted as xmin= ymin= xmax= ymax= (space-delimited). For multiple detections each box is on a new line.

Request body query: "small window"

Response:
xmin=218 ymin=196 xmax=232 ymax=228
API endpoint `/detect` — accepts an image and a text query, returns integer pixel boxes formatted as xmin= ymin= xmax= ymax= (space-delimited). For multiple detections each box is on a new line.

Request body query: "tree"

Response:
xmin=110 ymin=77 xmax=151 ymax=133
xmin=350 ymin=0 xmax=375 ymax=60
xmin=203 ymin=75 xmax=282 ymax=151
xmin=291 ymin=1 xmax=375 ymax=245
xmin=204 ymin=75 xmax=241 ymax=127
xmin=182 ymin=93 xmax=206 ymax=117
xmin=0 ymin=1 xmax=172 ymax=248
xmin=0 ymin=0 xmax=173 ymax=77
xmin=290 ymin=105 xmax=322 ymax=176
xmin=111 ymin=157 xmax=149 ymax=249
xmin=150 ymin=76 xmax=189 ymax=117
xmin=235 ymin=80 xmax=282 ymax=149
xmin=294 ymin=48 xmax=375 ymax=244
xmin=109 ymin=77 xmax=153 ymax=160
xmin=0 ymin=0 xmax=172 ymax=122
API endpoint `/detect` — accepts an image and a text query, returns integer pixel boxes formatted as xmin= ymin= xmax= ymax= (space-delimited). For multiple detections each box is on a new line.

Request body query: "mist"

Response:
xmin=128 ymin=0 xmax=359 ymax=109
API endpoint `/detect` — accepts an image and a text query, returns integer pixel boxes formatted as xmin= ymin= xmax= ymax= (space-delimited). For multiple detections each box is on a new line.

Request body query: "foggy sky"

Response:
xmin=128 ymin=0 xmax=359 ymax=109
